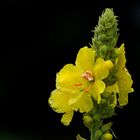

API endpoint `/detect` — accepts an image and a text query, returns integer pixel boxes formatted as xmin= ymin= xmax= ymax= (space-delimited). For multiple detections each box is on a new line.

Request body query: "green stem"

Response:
xmin=90 ymin=118 xmax=103 ymax=140
xmin=90 ymin=128 xmax=95 ymax=140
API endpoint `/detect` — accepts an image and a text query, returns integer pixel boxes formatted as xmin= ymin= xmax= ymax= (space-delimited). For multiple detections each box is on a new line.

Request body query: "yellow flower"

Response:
xmin=49 ymin=47 xmax=113 ymax=125
xmin=106 ymin=44 xmax=134 ymax=106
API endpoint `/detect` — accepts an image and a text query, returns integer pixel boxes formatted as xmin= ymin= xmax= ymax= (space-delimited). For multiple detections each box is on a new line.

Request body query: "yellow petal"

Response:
xmin=106 ymin=82 xmax=119 ymax=93
xmin=48 ymin=89 xmax=74 ymax=125
xmin=93 ymin=58 xmax=113 ymax=80
xmin=48 ymin=89 xmax=72 ymax=113
xmin=61 ymin=110 xmax=74 ymax=126
xmin=103 ymin=60 xmax=114 ymax=70
xmin=117 ymin=68 xmax=134 ymax=106
xmin=105 ymin=83 xmax=118 ymax=108
xmin=91 ymin=80 xmax=106 ymax=104
xmin=69 ymin=92 xmax=93 ymax=113
xmin=56 ymin=64 xmax=88 ymax=93
xmin=116 ymin=43 xmax=126 ymax=70
xmin=75 ymin=46 xmax=96 ymax=72
xmin=115 ymin=44 xmax=134 ymax=106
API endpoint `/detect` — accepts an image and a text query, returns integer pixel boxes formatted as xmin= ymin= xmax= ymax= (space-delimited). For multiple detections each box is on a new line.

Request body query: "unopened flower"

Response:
xmin=101 ymin=132 xmax=113 ymax=140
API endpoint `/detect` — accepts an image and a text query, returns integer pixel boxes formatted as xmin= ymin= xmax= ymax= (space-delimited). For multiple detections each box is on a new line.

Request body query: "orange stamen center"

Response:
xmin=74 ymin=83 xmax=82 ymax=86
xmin=81 ymin=70 xmax=94 ymax=81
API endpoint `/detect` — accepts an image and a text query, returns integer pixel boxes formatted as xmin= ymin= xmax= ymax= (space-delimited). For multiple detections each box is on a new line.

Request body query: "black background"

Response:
xmin=0 ymin=0 xmax=140 ymax=140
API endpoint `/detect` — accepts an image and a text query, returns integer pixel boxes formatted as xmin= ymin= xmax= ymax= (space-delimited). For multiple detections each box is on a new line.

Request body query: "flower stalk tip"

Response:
xmin=92 ymin=8 xmax=119 ymax=61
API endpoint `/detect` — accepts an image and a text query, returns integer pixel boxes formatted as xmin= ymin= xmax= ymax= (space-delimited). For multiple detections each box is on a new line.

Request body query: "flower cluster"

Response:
xmin=48 ymin=8 xmax=134 ymax=140
xmin=48 ymin=43 xmax=133 ymax=126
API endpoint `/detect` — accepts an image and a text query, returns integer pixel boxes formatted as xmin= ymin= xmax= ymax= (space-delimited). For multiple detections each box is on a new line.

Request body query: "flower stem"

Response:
xmin=90 ymin=129 xmax=95 ymax=140
xmin=90 ymin=117 xmax=103 ymax=140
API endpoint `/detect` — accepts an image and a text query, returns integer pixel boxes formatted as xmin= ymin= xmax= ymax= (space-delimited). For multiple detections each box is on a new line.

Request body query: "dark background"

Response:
xmin=1 ymin=0 xmax=140 ymax=140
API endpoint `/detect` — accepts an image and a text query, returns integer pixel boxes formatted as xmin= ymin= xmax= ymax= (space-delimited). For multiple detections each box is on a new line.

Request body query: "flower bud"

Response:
xmin=92 ymin=8 xmax=118 ymax=54
xmin=95 ymin=130 xmax=102 ymax=139
xmin=100 ymin=45 xmax=108 ymax=55
xmin=101 ymin=122 xmax=112 ymax=133
xmin=101 ymin=132 xmax=113 ymax=140
xmin=83 ymin=115 xmax=93 ymax=128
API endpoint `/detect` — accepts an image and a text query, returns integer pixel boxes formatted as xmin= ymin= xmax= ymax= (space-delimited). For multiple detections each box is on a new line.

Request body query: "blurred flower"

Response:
xmin=48 ymin=47 xmax=113 ymax=125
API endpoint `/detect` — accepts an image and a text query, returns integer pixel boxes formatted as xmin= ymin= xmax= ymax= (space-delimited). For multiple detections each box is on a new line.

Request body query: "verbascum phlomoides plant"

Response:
xmin=48 ymin=8 xmax=134 ymax=140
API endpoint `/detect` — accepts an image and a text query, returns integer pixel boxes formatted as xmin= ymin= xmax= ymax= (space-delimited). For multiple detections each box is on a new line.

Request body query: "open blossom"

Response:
xmin=48 ymin=47 xmax=114 ymax=125
xmin=106 ymin=44 xmax=134 ymax=106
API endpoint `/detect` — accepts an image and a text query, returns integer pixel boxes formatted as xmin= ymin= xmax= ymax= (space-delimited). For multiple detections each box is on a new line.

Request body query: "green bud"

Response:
xmin=100 ymin=98 xmax=108 ymax=105
xmin=100 ymin=45 xmax=108 ymax=54
xmin=101 ymin=92 xmax=111 ymax=99
xmin=104 ymin=72 xmax=117 ymax=86
xmin=101 ymin=133 xmax=113 ymax=140
xmin=101 ymin=122 xmax=112 ymax=133
xmin=112 ymin=51 xmax=118 ymax=59
xmin=93 ymin=114 xmax=100 ymax=121
xmin=110 ymin=49 xmax=118 ymax=62
xmin=95 ymin=130 xmax=102 ymax=139
xmin=92 ymin=8 xmax=119 ymax=60
xmin=83 ymin=115 xmax=93 ymax=128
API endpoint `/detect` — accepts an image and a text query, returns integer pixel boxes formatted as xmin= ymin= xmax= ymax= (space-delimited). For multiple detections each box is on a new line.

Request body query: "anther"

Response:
xmin=81 ymin=70 xmax=94 ymax=81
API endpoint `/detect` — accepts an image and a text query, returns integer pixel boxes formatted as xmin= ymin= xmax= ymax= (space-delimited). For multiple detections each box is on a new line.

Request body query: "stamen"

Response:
xmin=84 ymin=82 xmax=93 ymax=93
xmin=84 ymin=88 xmax=89 ymax=92
xmin=81 ymin=70 xmax=94 ymax=81
xmin=74 ymin=83 xmax=82 ymax=86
